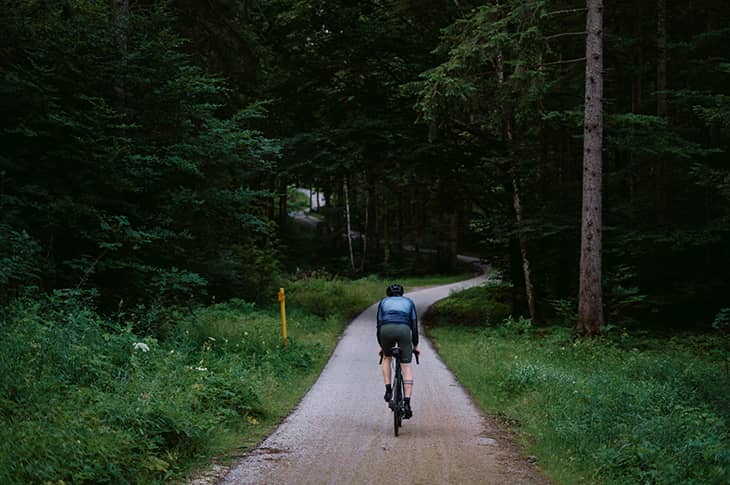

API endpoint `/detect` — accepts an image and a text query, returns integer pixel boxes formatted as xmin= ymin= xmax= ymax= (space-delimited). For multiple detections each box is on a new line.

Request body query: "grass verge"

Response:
xmin=426 ymin=285 xmax=730 ymax=485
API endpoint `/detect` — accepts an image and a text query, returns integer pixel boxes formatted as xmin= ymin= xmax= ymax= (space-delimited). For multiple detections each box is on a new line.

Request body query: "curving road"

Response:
xmin=220 ymin=265 xmax=549 ymax=485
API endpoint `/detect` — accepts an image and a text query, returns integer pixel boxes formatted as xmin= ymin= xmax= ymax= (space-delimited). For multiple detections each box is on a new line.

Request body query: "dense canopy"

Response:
xmin=2 ymin=0 xmax=729 ymax=331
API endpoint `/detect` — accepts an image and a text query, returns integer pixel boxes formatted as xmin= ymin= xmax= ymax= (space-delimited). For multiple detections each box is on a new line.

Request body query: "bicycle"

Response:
xmin=380 ymin=346 xmax=419 ymax=436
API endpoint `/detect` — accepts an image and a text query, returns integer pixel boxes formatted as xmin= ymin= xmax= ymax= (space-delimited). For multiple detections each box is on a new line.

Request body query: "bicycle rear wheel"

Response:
xmin=393 ymin=368 xmax=403 ymax=436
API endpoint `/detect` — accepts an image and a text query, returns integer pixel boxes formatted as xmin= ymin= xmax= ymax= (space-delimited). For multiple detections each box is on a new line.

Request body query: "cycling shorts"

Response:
xmin=378 ymin=323 xmax=413 ymax=363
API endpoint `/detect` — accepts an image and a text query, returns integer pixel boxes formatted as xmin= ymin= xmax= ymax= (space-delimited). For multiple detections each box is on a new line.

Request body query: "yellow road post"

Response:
xmin=278 ymin=287 xmax=287 ymax=347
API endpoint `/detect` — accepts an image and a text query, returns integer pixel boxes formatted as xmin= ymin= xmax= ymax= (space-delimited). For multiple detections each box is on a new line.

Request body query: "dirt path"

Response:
xmin=218 ymin=271 xmax=549 ymax=485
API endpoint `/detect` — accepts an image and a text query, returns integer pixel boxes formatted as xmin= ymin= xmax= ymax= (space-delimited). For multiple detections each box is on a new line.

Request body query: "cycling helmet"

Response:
xmin=386 ymin=283 xmax=404 ymax=297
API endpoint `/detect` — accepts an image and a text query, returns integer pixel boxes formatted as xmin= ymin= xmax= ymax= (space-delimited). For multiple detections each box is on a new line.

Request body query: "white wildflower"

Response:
xmin=194 ymin=366 xmax=208 ymax=372
xmin=133 ymin=342 xmax=150 ymax=352
xmin=208 ymin=337 xmax=216 ymax=342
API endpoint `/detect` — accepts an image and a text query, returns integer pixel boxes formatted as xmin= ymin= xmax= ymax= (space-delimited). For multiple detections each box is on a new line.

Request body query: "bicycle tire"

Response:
xmin=397 ymin=373 xmax=405 ymax=429
xmin=393 ymin=376 xmax=400 ymax=437
xmin=393 ymin=363 xmax=403 ymax=436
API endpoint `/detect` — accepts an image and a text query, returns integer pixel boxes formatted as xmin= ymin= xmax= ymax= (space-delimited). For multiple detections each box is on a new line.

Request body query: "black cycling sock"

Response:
xmin=404 ymin=397 xmax=410 ymax=403
xmin=385 ymin=384 xmax=392 ymax=392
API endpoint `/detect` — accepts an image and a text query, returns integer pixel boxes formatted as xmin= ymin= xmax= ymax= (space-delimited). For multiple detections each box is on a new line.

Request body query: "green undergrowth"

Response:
xmin=284 ymin=272 xmax=473 ymax=320
xmin=0 ymin=272 xmax=469 ymax=483
xmin=0 ymin=297 xmax=337 ymax=484
xmin=426 ymin=285 xmax=730 ymax=485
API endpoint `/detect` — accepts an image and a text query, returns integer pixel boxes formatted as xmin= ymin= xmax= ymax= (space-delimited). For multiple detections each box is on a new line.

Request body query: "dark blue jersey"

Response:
xmin=376 ymin=296 xmax=418 ymax=347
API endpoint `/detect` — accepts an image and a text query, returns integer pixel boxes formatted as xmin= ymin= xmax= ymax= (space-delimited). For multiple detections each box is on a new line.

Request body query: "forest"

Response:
xmin=3 ymin=0 xmax=730 ymax=329
xmin=1 ymin=0 xmax=729 ymax=483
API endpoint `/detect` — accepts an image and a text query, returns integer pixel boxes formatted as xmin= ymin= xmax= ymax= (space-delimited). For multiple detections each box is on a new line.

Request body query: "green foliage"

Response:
xmin=0 ymin=224 xmax=42 ymax=297
xmin=603 ymin=265 xmax=648 ymax=326
xmin=713 ymin=308 xmax=730 ymax=332
xmin=714 ymin=307 xmax=730 ymax=376
xmin=0 ymin=1 xmax=279 ymax=306
xmin=286 ymin=276 xmax=386 ymax=319
xmin=425 ymin=282 xmax=513 ymax=327
xmin=0 ymin=289 xmax=344 ymax=483
xmin=430 ymin=321 xmax=730 ymax=485
xmin=412 ymin=0 xmax=550 ymax=139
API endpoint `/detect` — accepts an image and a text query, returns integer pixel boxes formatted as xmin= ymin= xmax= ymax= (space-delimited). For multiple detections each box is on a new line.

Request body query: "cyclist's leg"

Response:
xmin=401 ymin=363 xmax=414 ymax=398
xmin=380 ymin=356 xmax=392 ymax=386
xmin=379 ymin=325 xmax=398 ymax=401
xmin=391 ymin=325 xmax=414 ymax=399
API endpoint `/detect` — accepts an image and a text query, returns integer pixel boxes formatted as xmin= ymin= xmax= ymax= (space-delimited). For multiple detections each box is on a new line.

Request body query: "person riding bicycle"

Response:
xmin=377 ymin=283 xmax=419 ymax=419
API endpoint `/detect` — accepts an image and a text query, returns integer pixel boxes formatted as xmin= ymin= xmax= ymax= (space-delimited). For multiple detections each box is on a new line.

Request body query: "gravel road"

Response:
xmin=219 ymin=269 xmax=549 ymax=485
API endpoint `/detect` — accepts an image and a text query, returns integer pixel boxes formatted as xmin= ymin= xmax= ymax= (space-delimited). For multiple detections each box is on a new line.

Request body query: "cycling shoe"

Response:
xmin=404 ymin=402 xmax=413 ymax=419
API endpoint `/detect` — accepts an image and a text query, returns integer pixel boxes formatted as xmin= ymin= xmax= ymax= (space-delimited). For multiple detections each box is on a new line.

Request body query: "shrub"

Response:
xmin=0 ymin=297 xmax=275 ymax=483
xmin=426 ymin=282 xmax=513 ymax=327
xmin=286 ymin=277 xmax=377 ymax=319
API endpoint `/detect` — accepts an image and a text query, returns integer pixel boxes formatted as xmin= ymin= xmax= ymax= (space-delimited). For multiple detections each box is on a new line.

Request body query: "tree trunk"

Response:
xmin=631 ymin=15 xmax=643 ymax=113
xmin=656 ymin=0 xmax=668 ymax=117
xmin=656 ymin=0 xmax=668 ymax=224
xmin=577 ymin=0 xmax=605 ymax=336
xmin=344 ymin=178 xmax=355 ymax=271
xmin=278 ymin=177 xmax=288 ymax=231
xmin=360 ymin=181 xmax=370 ymax=273
xmin=449 ymin=208 xmax=459 ymax=270
xmin=110 ymin=0 xmax=129 ymax=105
xmin=383 ymin=206 xmax=390 ymax=272
xmin=496 ymin=46 xmax=540 ymax=326
xmin=511 ymin=171 xmax=539 ymax=326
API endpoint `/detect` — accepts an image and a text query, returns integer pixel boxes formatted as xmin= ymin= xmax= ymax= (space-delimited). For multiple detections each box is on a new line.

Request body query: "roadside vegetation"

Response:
xmin=0 ymin=272 xmax=466 ymax=483
xmin=426 ymin=284 xmax=730 ymax=485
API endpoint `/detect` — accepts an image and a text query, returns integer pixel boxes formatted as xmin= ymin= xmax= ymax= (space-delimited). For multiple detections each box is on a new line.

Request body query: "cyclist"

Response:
xmin=377 ymin=283 xmax=419 ymax=419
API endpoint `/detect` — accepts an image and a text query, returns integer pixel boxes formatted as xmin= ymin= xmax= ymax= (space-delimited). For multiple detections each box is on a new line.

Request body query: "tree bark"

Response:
xmin=511 ymin=170 xmax=539 ymax=326
xmin=449 ymin=208 xmax=459 ymax=270
xmin=383 ymin=206 xmax=390 ymax=272
xmin=577 ymin=0 xmax=605 ymax=336
xmin=656 ymin=0 xmax=669 ymax=224
xmin=656 ymin=0 xmax=668 ymax=118
xmin=110 ymin=0 xmax=129 ymax=106
xmin=344 ymin=178 xmax=355 ymax=271
xmin=496 ymin=46 xmax=540 ymax=326
xmin=631 ymin=15 xmax=643 ymax=113
xmin=360 ymin=181 xmax=370 ymax=273
xmin=278 ymin=177 xmax=288 ymax=231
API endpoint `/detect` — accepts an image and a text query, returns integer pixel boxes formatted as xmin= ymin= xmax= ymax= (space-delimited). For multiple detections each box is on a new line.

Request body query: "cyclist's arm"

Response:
xmin=376 ymin=300 xmax=384 ymax=347
xmin=410 ymin=301 xmax=419 ymax=347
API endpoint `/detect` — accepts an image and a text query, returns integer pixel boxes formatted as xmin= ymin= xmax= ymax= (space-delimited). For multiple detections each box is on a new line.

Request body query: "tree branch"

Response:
xmin=545 ymin=8 xmax=588 ymax=17
xmin=540 ymin=57 xmax=586 ymax=67
xmin=545 ymin=31 xmax=587 ymax=40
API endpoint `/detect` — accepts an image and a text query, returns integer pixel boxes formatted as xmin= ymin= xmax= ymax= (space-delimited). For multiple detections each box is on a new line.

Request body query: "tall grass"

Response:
xmin=0 ymin=296 xmax=326 ymax=483
xmin=286 ymin=272 xmax=475 ymax=317
xmin=427 ymin=286 xmax=730 ymax=485
xmin=0 ymin=272 xmax=472 ymax=483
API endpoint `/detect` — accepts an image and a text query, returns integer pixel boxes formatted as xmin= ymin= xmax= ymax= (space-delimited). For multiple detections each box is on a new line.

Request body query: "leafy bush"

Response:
xmin=0 ymin=292 xmax=336 ymax=483
xmin=0 ymin=225 xmax=43 ymax=297
xmin=425 ymin=282 xmax=513 ymax=326
xmin=285 ymin=277 xmax=381 ymax=319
